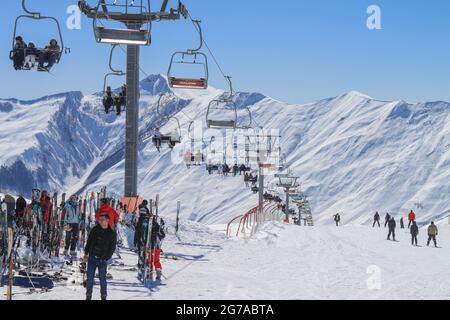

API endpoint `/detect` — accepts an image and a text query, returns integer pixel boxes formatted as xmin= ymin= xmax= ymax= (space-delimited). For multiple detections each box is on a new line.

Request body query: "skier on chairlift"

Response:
xmin=12 ymin=36 xmax=27 ymax=70
xmin=152 ymin=128 xmax=163 ymax=152
xmin=103 ymin=86 xmax=115 ymax=114
xmin=38 ymin=39 xmax=60 ymax=71
xmin=24 ymin=42 xmax=39 ymax=69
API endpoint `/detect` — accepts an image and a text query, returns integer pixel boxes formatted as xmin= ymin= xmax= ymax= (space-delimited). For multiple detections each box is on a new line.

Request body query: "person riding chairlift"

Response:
xmin=115 ymin=85 xmax=126 ymax=116
xmin=38 ymin=39 xmax=60 ymax=71
xmin=152 ymin=128 xmax=163 ymax=152
xmin=12 ymin=36 xmax=27 ymax=70
xmin=24 ymin=42 xmax=39 ymax=69
xmin=103 ymin=86 xmax=115 ymax=114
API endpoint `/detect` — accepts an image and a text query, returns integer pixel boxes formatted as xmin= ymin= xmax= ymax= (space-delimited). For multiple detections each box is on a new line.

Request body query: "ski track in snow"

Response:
xmin=3 ymin=220 xmax=449 ymax=300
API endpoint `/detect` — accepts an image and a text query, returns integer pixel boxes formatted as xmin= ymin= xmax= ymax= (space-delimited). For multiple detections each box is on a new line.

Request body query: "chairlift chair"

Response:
xmin=167 ymin=20 xmax=208 ymax=89
xmin=206 ymin=76 xmax=238 ymax=129
xmin=10 ymin=0 xmax=65 ymax=72
xmin=93 ymin=1 xmax=152 ymax=45
xmin=154 ymin=93 xmax=182 ymax=150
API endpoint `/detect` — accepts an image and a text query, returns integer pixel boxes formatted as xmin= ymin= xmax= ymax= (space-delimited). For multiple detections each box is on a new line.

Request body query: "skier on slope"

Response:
xmin=148 ymin=216 xmax=166 ymax=281
xmin=387 ymin=217 xmax=396 ymax=241
xmin=410 ymin=221 xmax=419 ymax=246
xmin=373 ymin=211 xmax=381 ymax=228
xmin=384 ymin=213 xmax=391 ymax=228
xmin=84 ymin=213 xmax=117 ymax=301
xmin=63 ymin=194 xmax=81 ymax=258
xmin=427 ymin=222 xmax=438 ymax=248
xmin=96 ymin=198 xmax=119 ymax=231
xmin=333 ymin=213 xmax=341 ymax=227
xmin=408 ymin=210 xmax=416 ymax=229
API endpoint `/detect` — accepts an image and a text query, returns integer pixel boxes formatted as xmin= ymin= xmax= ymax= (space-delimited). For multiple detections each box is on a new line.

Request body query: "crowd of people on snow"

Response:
xmin=333 ymin=210 xmax=441 ymax=248
xmin=11 ymin=36 xmax=61 ymax=71
xmin=103 ymin=85 xmax=127 ymax=116
xmin=0 ymin=191 xmax=166 ymax=300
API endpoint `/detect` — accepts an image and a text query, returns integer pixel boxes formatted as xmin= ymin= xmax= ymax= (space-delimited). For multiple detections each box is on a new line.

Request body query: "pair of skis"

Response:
xmin=141 ymin=195 xmax=161 ymax=285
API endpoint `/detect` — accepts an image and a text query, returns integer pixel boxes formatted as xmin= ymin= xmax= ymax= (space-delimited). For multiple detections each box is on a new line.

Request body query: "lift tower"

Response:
xmin=79 ymin=0 xmax=186 ymax=197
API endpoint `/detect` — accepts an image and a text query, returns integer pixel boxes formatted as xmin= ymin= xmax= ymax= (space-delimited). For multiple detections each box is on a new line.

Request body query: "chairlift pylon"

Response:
xmin=93 ymin=0 xmax=152 ymax=45
xmin=167 ymin=20 xmax=208 ymax=89
xmin=10 ymin=0 xmax=65 ymax=72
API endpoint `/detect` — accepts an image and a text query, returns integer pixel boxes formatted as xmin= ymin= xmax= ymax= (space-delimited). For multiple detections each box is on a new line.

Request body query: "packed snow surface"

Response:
xmin=3 ymin=220 xmax=449 ymax=300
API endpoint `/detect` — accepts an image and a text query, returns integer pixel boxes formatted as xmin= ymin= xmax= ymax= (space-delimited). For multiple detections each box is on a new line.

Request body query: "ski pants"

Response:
xmin=387 ymin=230 xmax=395 ymax=241
xmin=408 ymin=220 xmax=413 ymax=229
xmin=373 ymin=220 xmax=380 ymax=227
xmin=64 ymin=223 xmax=80 ymax=252
xmin=149 ymin=248 xmax=162 ymax=271
xmin=411 ymin=235 xmax=418 ymax=246
xmin=38 ymin=51 xmax=57 ymax=69
xmin=86 ymin=256 xmax=108 ymax=298
xmin=427 ymin=235 xmax=437 ymax=247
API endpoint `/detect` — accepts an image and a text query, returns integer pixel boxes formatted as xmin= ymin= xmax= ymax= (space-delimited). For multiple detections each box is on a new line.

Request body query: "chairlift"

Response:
xmin=152 ymin=93 xmax=182 ymax=151
xmin=102 ymin=44 xmax=126 ymax=114
xmin=93 ymin=0 xmax=152 ymax=45
xmin=167 ymin=20 xmax=208 ymax=89
xmin=206 ymin=76 xmax=237 ymax=129
xmin=10 ymin=0 xmax=65 ymax=72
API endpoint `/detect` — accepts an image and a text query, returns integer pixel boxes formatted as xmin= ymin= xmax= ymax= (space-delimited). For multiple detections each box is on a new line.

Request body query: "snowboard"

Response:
xmin=13 ymin=275 xmax=54 ymax=289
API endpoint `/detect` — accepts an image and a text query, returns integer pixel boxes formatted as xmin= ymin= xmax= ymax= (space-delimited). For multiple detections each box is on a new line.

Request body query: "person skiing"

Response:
xmin=427 ymin=222 xmax=438 ymax=247
xmin=384 ymin=213 xmax=391 ymax=228
xmin=96 ymin=198 xmax=119 ymax=231
xmin=152 ymin=128 xmax=163 ymax=152
xmin=244 ymin=172 xmax=250 ymax=187
xmin=103 ymin=86 xmax=115 ymax=114
xmin=387 ymin=217 xmax=396 ymax=241
xmin=410 ymin=221 xmax=419 ymax=246
xmin=148 ymin=216 xmax=166 ymax=281
xmin=84 ymin=213 xmax=117 ymax=301
xmin=63 ymin=194 xmax=81 ymax=258
xmin=38 ymin=39 xmax=60 ymax=71
xmin=373 ymin=211 xmax=381 ymax=228
xmin=408 ymin=210 xmax=416 ymax=229
xmin=239 ymin=164 xmax=247 ymax=175
xmin=333 ymin=213 xmax=341 ymax=227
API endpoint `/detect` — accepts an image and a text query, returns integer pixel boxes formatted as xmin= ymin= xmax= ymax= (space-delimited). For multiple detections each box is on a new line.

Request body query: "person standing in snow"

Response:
xmin=400 ymin=217 xmax=405 ymax=229
xmin=333 ymin=213 xmax=341 ymax=227
xmin=84 ymin=213 xmax=117 ymax=301
xmin=63 ymin=194 xmax=81 ymax=257
xmin=135 ymin=200 xmax=151 ymax=256
xmin=373 ymin=212 xmax=381 ymax=228
xmin=384 ymin=213 xmax=391 ymax=228
xmin=410 ymin=221 xmax=419 ymax=246
xmin=427 ymin=222 xmax=438 ymax=248
xmin=387 ymin=217 xmax=396 ymax=241
xmin=148 ymin=216 xmax=166 ymax=281
xmin=408 ymin=210 xmax=416 ymax=229
xmin=96 ymin=198 xmax=119 ymax=231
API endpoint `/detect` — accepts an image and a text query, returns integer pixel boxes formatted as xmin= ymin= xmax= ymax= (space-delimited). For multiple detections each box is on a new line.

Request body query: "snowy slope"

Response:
xmin=3 ymin=220 xmax=450 ymax=300
xmin=1 ymin=75 xmax=450 ymax=225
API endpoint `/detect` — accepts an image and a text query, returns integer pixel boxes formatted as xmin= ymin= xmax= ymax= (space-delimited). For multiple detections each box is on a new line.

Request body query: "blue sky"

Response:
xmin=1 ymin=0 xmax=450 ymax=104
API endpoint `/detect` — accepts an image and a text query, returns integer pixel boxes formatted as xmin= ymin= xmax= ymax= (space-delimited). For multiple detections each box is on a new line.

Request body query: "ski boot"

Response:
xmin=101 ymin=295 xmax=107 ymax=301
xmin=86 ymin=294 xmax=92 ymax=301
xmin=156 ymin=270 xmax=162 ymax=281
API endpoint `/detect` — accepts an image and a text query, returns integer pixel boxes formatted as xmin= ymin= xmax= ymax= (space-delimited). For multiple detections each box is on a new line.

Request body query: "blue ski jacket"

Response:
xmin=64 ymin=200 xmax=80 ymax=225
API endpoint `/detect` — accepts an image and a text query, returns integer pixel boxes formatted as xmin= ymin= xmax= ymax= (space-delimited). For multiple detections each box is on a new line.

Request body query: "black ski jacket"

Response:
xmin=410 ymin=224 xmax=419 ymax=236
xmin=85 ymin=225 xmax=117 ymax=261
xmin=388 ymin=220 xmax=396 ymax=231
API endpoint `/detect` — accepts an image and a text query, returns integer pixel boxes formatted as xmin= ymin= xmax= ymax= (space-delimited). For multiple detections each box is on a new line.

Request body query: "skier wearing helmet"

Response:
xmin=38 ymin=39 xmax=60 ymax=71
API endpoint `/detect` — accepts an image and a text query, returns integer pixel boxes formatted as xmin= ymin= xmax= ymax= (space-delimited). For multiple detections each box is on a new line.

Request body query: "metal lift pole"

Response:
xmin=258 ymin=165 xmax=264 ymax=214
xmin=124 ymin=24 xmax=141 ymax=197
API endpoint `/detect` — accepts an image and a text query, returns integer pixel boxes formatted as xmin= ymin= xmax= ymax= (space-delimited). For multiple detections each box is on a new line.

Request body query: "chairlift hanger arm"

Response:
xmin=78 ymin=0 xmax=183 ymax=22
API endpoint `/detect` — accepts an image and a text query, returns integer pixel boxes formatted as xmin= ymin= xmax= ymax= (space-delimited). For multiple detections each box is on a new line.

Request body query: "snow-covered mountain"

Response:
xmin=1 ymin=75 xmax=449 ymax=225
